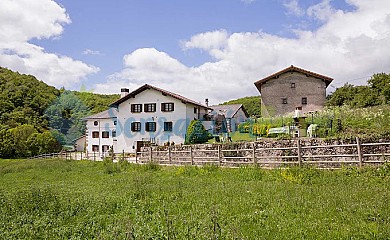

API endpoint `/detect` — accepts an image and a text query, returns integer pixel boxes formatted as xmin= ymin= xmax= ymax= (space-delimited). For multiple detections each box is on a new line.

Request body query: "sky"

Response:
xmin=0 ymin=0 xmax=390 ymax=105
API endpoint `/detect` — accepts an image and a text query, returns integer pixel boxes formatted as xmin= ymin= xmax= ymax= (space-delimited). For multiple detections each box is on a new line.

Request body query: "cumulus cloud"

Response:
xmin=95 ymin=0 xmax=390 ymax=105
xmin=0 ymin=0 xmax=99 ymax=87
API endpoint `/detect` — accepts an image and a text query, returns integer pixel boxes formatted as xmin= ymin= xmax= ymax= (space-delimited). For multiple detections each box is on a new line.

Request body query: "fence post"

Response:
xmin=190 ymin=145 xmax=194 ymax=165
xmin=135 ymin=150 xmax=138 ymax=164
xmin=150 ymin=147 xmax=153 ymax=163
xmin=356 ymin=137 xmax=363 ymax=167
xmin=252 ymin=142 xmax=256 ymax=165
xmin=93 ymin=151 xmax=96 ymax=161
xmin=168 ymin=146 xmax=171 ymax=163
xmin=297 ymin=139 xmax=302 ymax=167
xmin=218 ymin=145 xmax=222 ymax=165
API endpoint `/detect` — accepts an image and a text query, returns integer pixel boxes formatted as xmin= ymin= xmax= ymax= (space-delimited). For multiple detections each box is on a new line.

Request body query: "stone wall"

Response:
xmin=137 ymin=138 xmax=390 ymax=168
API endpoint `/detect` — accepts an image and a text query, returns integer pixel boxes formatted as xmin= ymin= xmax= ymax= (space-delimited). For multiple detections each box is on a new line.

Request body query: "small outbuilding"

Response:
xmin=209 ymin=104 xmax=249 ymax=132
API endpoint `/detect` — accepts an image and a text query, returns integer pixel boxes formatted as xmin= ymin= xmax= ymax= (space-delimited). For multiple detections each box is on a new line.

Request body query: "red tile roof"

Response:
xmin=110 ymin=84 xmax=211 ymax=109
xmin=254 ymin=65 xmax=333 ymax=93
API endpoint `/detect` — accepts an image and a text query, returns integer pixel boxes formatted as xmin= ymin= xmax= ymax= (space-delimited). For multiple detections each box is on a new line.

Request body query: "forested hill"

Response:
xmin=0 ymin=67 xmax=119 ymax=158
xmin=0 ymin=67 xmax=119 ymax=129
xmin=0 ymin=67 xmax=60 ymax=130
xmin=221 ymin=96 xmax=261 ymax=117
xmin=73 ymin=91 xmax=120 ymax=114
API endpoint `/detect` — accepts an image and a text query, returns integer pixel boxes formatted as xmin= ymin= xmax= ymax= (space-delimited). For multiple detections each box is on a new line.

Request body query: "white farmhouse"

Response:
xmin=84 ymin=84 xmax=211 ymax=155
xmin=84 ymin=108 xmax=118 ymax=154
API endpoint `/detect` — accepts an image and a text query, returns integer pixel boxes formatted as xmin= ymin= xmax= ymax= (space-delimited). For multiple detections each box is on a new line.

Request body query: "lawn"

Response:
xmin=0 ymin=159 xmax=389 ymax=239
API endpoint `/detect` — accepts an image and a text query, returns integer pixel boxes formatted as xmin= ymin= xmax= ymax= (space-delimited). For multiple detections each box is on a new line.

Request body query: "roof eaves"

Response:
xmin=254 ymin=65 xmax=334 ymax=92
xmin=110 ymin=84 xmax=212 ymax=110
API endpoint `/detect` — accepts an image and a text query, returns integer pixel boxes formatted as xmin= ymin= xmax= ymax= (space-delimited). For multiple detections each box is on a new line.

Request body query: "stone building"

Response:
xmin=254 ymin=65 xmax=333 ymax=117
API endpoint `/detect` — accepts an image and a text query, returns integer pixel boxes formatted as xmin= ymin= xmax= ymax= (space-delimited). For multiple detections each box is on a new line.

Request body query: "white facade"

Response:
xmin=84 ymin=85 xmax=210 ymax=154
xmin=114 ymin=88 xmax=209 ymax=153
xmin=85 ymin=109 xmax=117 ymax=155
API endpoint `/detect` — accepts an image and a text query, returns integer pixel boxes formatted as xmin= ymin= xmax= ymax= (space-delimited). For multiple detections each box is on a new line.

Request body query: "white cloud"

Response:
xmin=284 ymin=0 xmax=305 ymax=17
xmin=96 ymin=0 xmax=390 ymax=105
xmin=182 ymin=29 xmax=228 ymax=59
xmin=0 ymin=0 xmax=99 ymax=87
xmin=307 ymin=0 xmax=337 ymax=21
xmin=82 ymin=49 xmax=102 ymax=55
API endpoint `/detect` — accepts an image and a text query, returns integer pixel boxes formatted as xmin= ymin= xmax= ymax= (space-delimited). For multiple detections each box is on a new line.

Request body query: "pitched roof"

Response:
xmin=210 ymin=104 xmax=249 ymax=118
xmin=83 ymin=108 xmax=118 ymax=120
xmin=110 ymin=84 xmax=212 ymax=109
xmin=254 ymin=65 xmax=333 ymax=93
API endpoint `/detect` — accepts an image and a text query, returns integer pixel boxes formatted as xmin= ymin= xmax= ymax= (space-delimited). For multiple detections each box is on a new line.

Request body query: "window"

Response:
xmin=102 ymin=131 xmax=109 ymax=138
xmin=102 ymin=145 xmax=110 ymax=152
xmin=92 ymin=131 xmax=99 ymax=138
xmin=92 ymin=145 xmax=99 ymax=152
xmin=144 ymin=103 xmax=156 ymax=112
xmin=161 ymin=102 xmax=174 ymax=112
xmin=131 ymin=122 xmax=141 ymax=132
xmin=164 ymin=122 xmax=173 ymax=132
xmin=112 ymin=130 xmax=116 ymax=138
xmin=131 ymin=104 xmax=142 ymax=113
xmin=94 ymin=121 xmax=98 ymax=126
xmin=302 ymin=97 xmax=307 ymax=105
xmin=145 ymin=122 xmax=156 ymax=132
xmin=194 ymin=107 xmax=198 ymax=114
xmin=113 ymin=120 xmax=117 ymax=126
xmin=282 ymin=98 xmax=288 ymax=104
xmin=291 ymin=83 xmax=296 ymax=88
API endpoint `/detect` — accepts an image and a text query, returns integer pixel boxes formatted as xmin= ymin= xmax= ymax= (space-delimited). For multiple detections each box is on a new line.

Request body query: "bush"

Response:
xmin=185 ymin=120 xmax=212 ymax=144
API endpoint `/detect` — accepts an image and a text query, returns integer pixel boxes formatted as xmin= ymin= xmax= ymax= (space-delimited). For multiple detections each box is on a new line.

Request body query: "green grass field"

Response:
xmin=0 ymin=159 xmax=389 ymax=239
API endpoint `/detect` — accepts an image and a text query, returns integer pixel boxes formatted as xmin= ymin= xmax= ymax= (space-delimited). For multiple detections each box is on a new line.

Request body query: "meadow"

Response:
xmin=0 ymin=159 xmax=389 ymax=239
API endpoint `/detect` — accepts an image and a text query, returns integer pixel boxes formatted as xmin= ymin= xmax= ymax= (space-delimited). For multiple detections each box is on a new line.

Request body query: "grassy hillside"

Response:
xmin=221 ymin=96 xmax=261 ymax=117
xmin=0 ymin=159 xmax=388 ymax=239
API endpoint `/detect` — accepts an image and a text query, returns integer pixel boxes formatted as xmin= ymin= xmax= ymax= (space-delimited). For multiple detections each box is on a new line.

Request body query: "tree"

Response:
xmin=0 ymin=128 xmax=15 ymax=158
xmin=326 ymin=83 xmax=380 ymax=108
xmin=185 ymin=120 xmax=211 ymax=144
xmin=368 ymin=73 xmax=390 ymax=104
xmin=44 ymin=91 xmax=91 ymax=145
xmin=10 ymin=124 xmax=37 ymax=157
xmin=27 ymin=131 xmax=62 ymax=156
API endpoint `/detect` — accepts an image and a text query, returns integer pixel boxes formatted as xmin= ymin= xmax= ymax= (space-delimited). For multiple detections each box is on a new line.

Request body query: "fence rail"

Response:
xmin=135 ymin=137 xmax=390 ymax=168
xmin=30 ymin=137 xmax=390 ymax=168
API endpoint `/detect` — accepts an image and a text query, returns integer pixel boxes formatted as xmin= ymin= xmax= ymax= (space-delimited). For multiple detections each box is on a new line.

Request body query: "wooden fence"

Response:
xmin=30 ymin=137 xmax=390 ymax=168
xmin=135 ymin=138 xmax=390 ymax=168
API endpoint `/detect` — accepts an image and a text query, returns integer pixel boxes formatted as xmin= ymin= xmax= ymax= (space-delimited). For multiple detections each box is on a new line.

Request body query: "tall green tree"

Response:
xmin=368 ymin=73 xmax=390 ymax=104
xmin=45 ymin=91 xmax=91 ymax=145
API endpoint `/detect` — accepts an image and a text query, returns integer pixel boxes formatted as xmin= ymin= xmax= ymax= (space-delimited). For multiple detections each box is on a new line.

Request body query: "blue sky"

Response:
xmin=1 ymin=0 xmax=389 ymax=104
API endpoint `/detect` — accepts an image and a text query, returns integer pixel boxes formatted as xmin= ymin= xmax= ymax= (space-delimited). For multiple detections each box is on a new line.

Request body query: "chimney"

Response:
xmin=205 ymin=98 xmax=209 ymax=107
xmin=121 ymin=88 xmax=129 ymax=98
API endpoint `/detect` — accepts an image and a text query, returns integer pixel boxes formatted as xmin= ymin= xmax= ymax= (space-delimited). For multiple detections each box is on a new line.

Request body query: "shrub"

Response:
xmin=185 ymin=120 xmax=212 ymax=144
